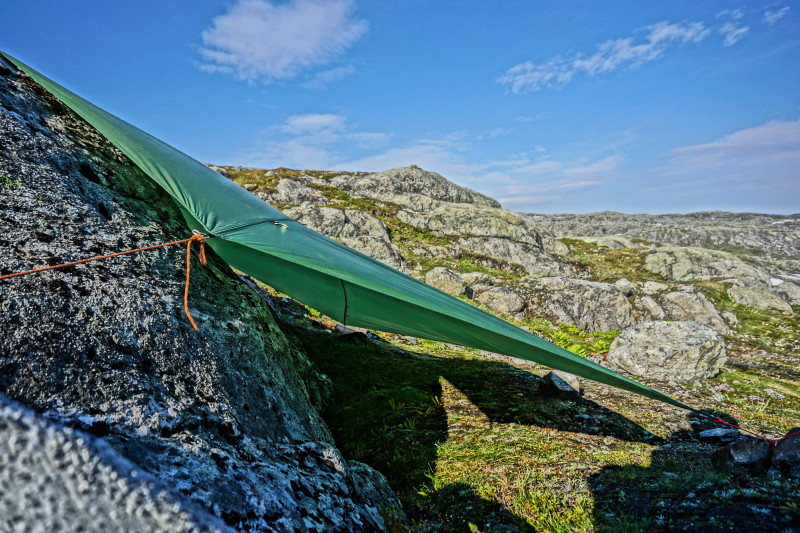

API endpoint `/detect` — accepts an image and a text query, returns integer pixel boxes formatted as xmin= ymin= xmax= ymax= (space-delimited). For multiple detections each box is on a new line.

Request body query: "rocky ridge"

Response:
xmin=219 ymin=164 xmax=797 ymax=386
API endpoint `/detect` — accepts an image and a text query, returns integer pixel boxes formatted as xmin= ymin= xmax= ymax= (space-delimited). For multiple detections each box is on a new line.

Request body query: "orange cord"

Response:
xmin=1 ymin=232 xmax=207 ymax=330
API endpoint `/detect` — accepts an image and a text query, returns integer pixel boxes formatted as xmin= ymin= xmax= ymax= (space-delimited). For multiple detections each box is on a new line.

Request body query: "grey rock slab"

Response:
xmin=727 ymin=286 xmax=793 ymax=314
xmin=644 ymin=246 xmax=769 ymax=283
xmin=522 ymin=277 xmax=635 ymax=332
xmin=656 ymin=291 xmax=731 ymax=334
xmin=698 ymin=428 xmax=742 ymax=446
xmin=0 ymin=394 xmax=233 ymax=533
xmin=606 ymin=321 xmax=727 ymax=384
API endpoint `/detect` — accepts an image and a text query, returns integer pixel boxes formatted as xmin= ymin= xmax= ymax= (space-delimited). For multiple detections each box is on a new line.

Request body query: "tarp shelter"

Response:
xmin=1 ymin=51 xmax=692 ymax=411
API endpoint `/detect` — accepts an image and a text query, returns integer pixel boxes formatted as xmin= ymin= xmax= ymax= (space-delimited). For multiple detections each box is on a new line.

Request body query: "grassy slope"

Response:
xmin=228 ymin=168 xmax=800 ymax=532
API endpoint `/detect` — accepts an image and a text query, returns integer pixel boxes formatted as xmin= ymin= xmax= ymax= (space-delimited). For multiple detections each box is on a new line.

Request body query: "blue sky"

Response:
xmin=2 ymin=1 xmax=798 ymax=214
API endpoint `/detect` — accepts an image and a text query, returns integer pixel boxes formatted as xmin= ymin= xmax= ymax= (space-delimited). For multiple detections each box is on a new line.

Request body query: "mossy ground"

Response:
xmin=286 ymin=316 xmax=799 ymax=532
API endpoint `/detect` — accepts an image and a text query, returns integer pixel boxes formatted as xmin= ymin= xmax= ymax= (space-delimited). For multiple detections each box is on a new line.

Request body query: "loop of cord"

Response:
xmin=0 ymin=232 xmax=207 ymax=331
xmin=711 ymin=416 xmax=800 ymax=447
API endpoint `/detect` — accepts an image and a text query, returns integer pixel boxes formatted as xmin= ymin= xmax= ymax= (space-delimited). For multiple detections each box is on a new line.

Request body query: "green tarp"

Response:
xmin=1 ymin=51 xmax=693 ymax=412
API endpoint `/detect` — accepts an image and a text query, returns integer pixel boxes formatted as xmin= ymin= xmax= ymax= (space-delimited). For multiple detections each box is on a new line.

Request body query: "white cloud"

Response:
xmin=717 ymin=10 xmax=749 ymax=46
xmin=499 ymin=21 xmax=709 ymax=92
xmin=763 ymin=6 xmax=790 ymax=25
xmin=199 ymin=0 xmax=367 ymax=82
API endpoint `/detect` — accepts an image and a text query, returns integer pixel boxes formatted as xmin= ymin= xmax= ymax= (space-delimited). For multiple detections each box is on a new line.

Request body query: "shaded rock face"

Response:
xmin=607 ymin=321 xmax=726 ymax=384
xmin=331 ymin=165 xmax=500 ymax=207
xmin=0 ymin=394 xmax=233 ymax=532
xmin=772 ymin=428 xmax=800 ymax=476
xmin=522 ymin=277 xmax=634 ymax=332
xmin=0 ymin=59 xmax=395 ymax=531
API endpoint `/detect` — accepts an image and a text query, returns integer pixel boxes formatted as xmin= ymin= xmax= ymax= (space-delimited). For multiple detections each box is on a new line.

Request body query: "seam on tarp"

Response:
xmin=215 ymin=218 xmax=295 ymax=237
xmin=340 ymin=279 xmax=349 ymax=325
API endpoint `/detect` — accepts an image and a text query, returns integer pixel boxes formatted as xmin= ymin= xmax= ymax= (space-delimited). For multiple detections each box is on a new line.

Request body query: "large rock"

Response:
xmin=728 ymin=285 xmax=793 ymax=314
xmin=0 ymin=393 xmax=232 ymax=532
xmin=523 ymin=277 xmax=635 ymax=332
xmin=773 ymin=279 xmax=800 ymax=306
xmin=476 ymin=286 xmax=526 ymax=317
xmin=656 ymin=291 xmax=731 ymax=334
xmin=426 ymin=267 xmax=466 ymax=296
xmin=0 ymin=59 xmax=396 ymax=531
xmin=772 ymin=428 xmax=800 ymax=476
xmin=331 ymin=165 xmax=500 ymax=207
xmin=606 ymin=321 xmax=727 ymax=384
xmin=711 ymin=437 xmax=771 ymax=473
xmin=643 ymin=246 xmax=768 ymax=283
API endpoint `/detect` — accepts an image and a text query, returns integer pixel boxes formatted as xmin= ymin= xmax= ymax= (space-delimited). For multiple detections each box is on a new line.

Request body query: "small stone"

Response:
xmin=698 ymin=428 xmax=741 ymax=445
xmin=614 ymin=278 xmax=637 ymax=296
xmin=763 ymin=388 xmax=786 ymax=400
xmin=642 ymin=281 xmax=669 ymax=295
xmin=542 ymin=370 xmax=581 ymax=400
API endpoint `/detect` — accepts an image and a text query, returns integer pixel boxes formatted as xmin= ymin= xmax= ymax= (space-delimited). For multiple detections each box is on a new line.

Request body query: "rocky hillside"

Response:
xmin=210 ymin=164 xmax=800 ymax=530
xmin=0 ymin=55 xmax=397 ymax=532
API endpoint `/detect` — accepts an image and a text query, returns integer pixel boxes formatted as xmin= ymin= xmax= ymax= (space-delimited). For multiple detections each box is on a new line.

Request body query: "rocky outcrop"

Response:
xmin=0 ymin=58 xmax=396 ymax=532
xmin=522 ymin=277 xmax=634 ymax=332
xmin=285 ymin=206 xmax=406 ymax=270
xmin=475 ymin=286 xmax=526 ymax=318
xmin=425 ymin=267 xmax=466 ymax=296
xmin=655 ymin=291 xmax=731 ymax=334
xmin=643 ymin=247 xmax=768 ymax=283
xmin=331 ymin=165 xmax=500 ymax=207
xmin=520 ymin=211 xmax=800 ymax=265
xmin=728 ymin=286 xmax=794 ymax=314
xmin=267 ymin=178 xmax=330 ymax=206
xmin=606 ymin=321 xmax=726 ymax=384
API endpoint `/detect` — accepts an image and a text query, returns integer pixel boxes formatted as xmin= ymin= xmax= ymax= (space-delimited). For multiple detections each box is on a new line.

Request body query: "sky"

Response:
xmin=2 ymin=1 xmax=799 ymax=215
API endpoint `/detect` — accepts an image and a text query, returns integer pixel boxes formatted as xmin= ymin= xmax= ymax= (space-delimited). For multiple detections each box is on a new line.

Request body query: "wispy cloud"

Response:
xmin=763 ymin=6 xmax=790 ymax=25
xmin=245 ymin=113 xmax=390 ymax=168
xmin=303 ymin=65 xmax=357 ymax=89
xmin=498 ymin=21 xmax=709 ymax=92
xmin=199 ymin=0 xmax=367 ymax=82
xmin=657 ymin=120 xmax=800 ymax=201
xmin=717 ymin=8 xmax=749 ymax=47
